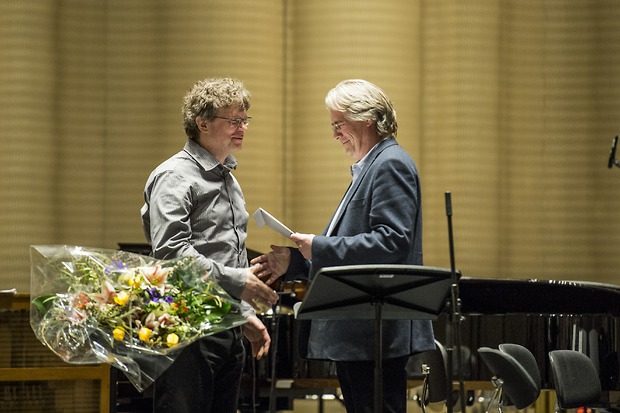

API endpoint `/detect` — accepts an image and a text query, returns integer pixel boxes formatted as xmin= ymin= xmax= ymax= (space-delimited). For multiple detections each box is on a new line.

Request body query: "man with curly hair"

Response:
xmin=142 ymin=77 xmax=278 ymax=413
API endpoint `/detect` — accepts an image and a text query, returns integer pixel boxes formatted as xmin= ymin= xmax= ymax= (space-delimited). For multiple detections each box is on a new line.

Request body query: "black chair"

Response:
xmin=478 ymin=347 xmax=540 ymax=413
xmin=548 ymin=350 xmax=602 ymax=413
xmin=407 ymin=340 xmax=448 ymax=412
xmin=498 ymin=343 xmax=542 ymax=392
xmin=409 ymin=340 xmax=479 ymax=413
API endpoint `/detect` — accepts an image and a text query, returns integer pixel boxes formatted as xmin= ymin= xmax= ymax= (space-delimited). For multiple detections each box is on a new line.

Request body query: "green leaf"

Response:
xmin=32 ymin=295 xmax=58 ymax=314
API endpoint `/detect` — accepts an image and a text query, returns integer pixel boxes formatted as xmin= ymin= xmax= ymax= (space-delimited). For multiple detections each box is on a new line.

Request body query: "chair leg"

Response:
xmin=420 ymin=363 xmax=430 ymax=413
xmin=484 ymin=376 xmax=504 ymax=413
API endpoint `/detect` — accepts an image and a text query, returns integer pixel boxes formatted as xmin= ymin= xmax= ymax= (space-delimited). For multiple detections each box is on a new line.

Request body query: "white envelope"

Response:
xmin=253 ymin=208 xmax=294 ymax=238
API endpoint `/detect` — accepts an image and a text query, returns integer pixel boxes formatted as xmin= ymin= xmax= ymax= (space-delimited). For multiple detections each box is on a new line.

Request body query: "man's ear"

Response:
xmin=196 ymin=116 xmax=208 ymax=133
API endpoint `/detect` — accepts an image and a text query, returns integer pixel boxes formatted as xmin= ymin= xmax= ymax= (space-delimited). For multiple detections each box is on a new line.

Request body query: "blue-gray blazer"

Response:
xmin=287 ymin=137 xmax=435 ymax=361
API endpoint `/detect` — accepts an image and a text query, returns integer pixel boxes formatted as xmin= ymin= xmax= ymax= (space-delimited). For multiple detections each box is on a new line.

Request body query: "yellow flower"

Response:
xmin=166 ymin=333 xmax=180 ymax=348
xmin=129 ymin=274 xmax=143 ymax=288
xmin=138 ymin=327 xmax=152 ymax=342
xmin=113 ymin=328 xmax=125 ymax=341
xmin=113 ymin=291 xmax=129 ymax=306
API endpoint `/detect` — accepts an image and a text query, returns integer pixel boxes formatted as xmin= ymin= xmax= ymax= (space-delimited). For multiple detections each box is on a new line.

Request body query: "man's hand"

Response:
xmin=240 ymin=265 xmax=279 ymax=312
xmin=290 ymin=233 xmax=315 ymax=259
xmin=242 ymin=315 xmax=271 ymax=360
xmin=250 ymin=245 xmax=291 ymax=285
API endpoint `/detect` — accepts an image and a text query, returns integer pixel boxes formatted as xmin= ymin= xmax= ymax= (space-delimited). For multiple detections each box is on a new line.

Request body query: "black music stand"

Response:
xmin=297 ymin=264 xmax=455 ymax=413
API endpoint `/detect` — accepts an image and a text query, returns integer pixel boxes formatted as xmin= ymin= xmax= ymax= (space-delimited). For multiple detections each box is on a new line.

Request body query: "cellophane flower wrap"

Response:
xmin=29 ymin=245 xmax=246 ymax=391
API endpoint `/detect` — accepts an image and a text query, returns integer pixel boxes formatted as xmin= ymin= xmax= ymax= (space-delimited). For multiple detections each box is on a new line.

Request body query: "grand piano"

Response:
xmin=433 ymin=277 xmax=620 ymax=395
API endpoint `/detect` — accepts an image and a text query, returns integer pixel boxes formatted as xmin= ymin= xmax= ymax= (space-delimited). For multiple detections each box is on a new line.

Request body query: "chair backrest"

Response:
xmin=548 ymin=350 xmax=602 ymax=409
xmin=498 ymin=343 xmax=542 ymax=390
xmin=478 ymin=347 xmax=540 ymax=409
xmin=426 ymin=340 xmax=449 ymax=404
xmin=407 ymin=339 xmax=448 ymax=403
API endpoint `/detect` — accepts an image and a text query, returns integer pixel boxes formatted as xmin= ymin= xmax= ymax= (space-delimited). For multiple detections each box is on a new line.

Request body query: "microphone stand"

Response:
xmin=444 ymin=192 xmax=466 ymax=413
xmin=268 ymin=285 xmax=297 ymax=413
xmin=265 ymin=280 xmax=293 ymax=413
xmin=609 ymin=135 xmax=619 ymax=169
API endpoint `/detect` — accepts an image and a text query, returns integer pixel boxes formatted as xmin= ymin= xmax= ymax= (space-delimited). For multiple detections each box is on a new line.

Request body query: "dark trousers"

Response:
xmin=335 ymin=355 xmax=409 ymax=413
xmin=152 ymin=328 xmax=245 ymax=413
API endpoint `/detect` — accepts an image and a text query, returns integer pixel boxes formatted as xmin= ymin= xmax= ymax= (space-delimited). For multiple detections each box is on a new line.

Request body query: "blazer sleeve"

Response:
xmin=283 ymin=247 xmax=312 ymax=281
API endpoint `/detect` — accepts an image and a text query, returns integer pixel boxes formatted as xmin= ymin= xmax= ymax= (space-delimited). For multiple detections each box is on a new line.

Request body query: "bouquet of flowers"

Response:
xmin=29 ymin=245 xmax=246 ymax=391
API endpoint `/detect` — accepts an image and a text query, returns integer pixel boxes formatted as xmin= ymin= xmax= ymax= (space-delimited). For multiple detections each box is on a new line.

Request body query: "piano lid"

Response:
xmin=457 ymin=277 xmax=620 ymax=316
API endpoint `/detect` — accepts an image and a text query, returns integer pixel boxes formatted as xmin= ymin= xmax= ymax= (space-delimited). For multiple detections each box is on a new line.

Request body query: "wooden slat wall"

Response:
xmin=1 ymin=0 xmax=619 ymax=296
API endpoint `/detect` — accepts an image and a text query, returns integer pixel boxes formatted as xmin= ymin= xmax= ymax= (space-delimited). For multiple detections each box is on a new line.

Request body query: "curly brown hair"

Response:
xmin=182 ymin=77 xmax=251 ymax=140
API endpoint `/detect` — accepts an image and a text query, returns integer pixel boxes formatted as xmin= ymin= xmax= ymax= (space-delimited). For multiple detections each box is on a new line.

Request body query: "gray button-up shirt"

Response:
xmin=141 ymin=139 xmax=249 ymax=301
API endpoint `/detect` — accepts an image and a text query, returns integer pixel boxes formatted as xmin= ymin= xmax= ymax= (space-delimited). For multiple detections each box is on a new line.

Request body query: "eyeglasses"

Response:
xmin=331 ymin=120 xmax=347 ymax=132
xmin=214 ymin=116 xmax=252 ymax=128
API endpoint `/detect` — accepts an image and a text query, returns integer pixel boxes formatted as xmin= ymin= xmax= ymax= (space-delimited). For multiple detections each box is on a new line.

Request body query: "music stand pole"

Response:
xmin=445 ymin=192 xmax=466 ymax=413
xmin=373 ymin=300 xmax=384 ymax=413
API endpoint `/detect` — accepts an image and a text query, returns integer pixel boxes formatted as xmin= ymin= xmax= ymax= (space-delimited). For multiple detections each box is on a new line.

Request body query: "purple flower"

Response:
xmin=104 ymin=261 xmax=127 ymax=275
xmin=146 ymin=287 xmax=173 ymax=304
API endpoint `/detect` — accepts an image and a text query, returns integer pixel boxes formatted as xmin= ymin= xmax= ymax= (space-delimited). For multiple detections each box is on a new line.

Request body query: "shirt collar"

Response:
xmin=183 ymin=139 xmax=237 ymax=173
xmin=350 ymin=137 xmax=388 ymax=180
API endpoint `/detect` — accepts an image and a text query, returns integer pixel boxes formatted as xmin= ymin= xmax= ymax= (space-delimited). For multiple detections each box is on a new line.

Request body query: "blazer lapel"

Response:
xmin=323 ymin=137 xmax=397 ymax=236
